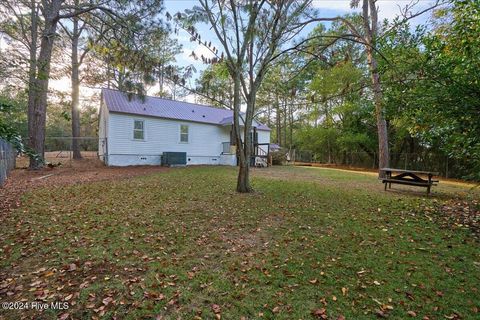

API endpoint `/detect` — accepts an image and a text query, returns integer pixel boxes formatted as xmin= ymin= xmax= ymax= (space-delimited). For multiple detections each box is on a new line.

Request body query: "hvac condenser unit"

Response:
xmin=162 ymin=152 xmax=187 ymax=166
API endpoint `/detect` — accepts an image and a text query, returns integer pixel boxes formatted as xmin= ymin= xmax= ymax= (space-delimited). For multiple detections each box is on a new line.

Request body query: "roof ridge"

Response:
xmin=101 ymin=87 xmax=231 ymax=112
xmin=101 ymin=88 xmax=271 ymax=131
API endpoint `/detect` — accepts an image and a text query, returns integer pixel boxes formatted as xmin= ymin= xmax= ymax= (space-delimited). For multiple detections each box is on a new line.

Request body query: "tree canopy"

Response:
xmin=0 ymin=0 xmax=478 ymax=181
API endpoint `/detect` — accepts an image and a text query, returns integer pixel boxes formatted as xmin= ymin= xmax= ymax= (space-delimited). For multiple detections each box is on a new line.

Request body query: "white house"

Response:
xmin=98 ymin=88 xmax=271 ymax=166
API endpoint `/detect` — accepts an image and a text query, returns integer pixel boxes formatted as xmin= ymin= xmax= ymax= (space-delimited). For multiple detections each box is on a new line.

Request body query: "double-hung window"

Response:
xmin=133 ymin=120 xmax=144 ymax=140
xmin=180 ymin=125 xmax=189 ymax=143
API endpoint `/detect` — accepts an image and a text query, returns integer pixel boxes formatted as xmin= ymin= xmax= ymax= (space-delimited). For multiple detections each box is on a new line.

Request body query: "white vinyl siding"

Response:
xmin=108 ymin=113 xmax=230 ymax=156
xmin=257 ymin=130 xmax=270 ymax=144
xmin=105 ymin=112 xmax=271 ymax=166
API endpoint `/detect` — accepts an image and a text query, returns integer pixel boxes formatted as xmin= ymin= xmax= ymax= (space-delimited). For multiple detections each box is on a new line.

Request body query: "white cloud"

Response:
xmin=312 ymin=0 xmax=436 ymax=22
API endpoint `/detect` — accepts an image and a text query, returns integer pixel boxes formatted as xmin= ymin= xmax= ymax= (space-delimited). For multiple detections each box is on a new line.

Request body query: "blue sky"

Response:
xmin=163 ymin=0 xmax=437 ymax=82
xmin=40 ymin=0 xmax=438 ymax=103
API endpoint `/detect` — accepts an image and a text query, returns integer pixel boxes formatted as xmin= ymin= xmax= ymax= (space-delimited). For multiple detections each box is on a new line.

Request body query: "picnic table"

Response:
xmin=380 ymin=168 xmax=439 ymax=194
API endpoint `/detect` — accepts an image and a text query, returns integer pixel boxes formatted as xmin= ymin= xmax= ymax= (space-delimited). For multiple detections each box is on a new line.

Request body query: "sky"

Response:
xmin=40 ymin=0 xmax=439 ymax=104
xmin=166 ymin=0 xmax=438 ymax=83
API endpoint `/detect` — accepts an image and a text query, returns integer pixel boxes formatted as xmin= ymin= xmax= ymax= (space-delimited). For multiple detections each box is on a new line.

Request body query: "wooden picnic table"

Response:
xmin=380 ymin=168 xmax=439 ymax=194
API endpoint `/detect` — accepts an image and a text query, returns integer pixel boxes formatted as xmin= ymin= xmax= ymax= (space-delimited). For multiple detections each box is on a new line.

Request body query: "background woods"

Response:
xmin=1 ymin=0 xmax=479 ymax=185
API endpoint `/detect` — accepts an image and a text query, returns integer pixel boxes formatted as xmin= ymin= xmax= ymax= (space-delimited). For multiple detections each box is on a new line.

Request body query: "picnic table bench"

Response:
xmin=380 ymin=168 xmax=439 ymax=194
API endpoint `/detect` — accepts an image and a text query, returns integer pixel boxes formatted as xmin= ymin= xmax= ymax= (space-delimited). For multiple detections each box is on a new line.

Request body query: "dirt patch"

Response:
xmin=0 ymin=158 xmax=168 ymax=216
xmin=15 ymin=151 xmax=99 ymax=168
xmin=293 ymin=161 xmax=378 ymax=173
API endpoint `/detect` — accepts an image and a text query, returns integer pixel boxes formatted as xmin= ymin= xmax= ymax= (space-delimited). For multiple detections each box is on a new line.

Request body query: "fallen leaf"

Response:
xmin=33 ymin=267 xmax=47 ymax=274
xmin=58 ymin=313 xmax=69 ymax=320
xmin=312 ymin=308 xmax=327 ymax=318
xmin=211 ymin=304 xmax=221 ymax=314
xmin=407 ymin=310 xmax=417 ymax=317
xmin=376 ymin=309 xmax=388 ymax=318
xmin=102 ymin=297 xmax=113 ymax=306
xmin=309 ymin=279 xmax=318 ymax=284
xmin=93 ymin=305 xmax=105 ymax=313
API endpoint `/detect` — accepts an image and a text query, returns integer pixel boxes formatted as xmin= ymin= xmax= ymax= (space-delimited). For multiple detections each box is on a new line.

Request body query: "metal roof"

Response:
xmin=102 ymin=88 xmax=270 ymax=131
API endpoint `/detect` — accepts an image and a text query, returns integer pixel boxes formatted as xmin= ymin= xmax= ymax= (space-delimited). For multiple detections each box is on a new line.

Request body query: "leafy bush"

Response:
xmin=0 ymin=93 xmax=42 ymax=164
xmin=271 ymin=150 xmax=287 ymax=165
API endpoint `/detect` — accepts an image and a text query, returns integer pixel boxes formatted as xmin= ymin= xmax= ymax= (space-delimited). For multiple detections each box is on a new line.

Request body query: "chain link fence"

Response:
xmin=45 ymin=137 xmax=100 ymax=165
xmin=44 ymin=136 xmax=99 ymax=161
xmin=0 ymin=138 xmax=16 ymax=186
xmin=291 ymin=150 xmax=463 ymax=179
xmin=16 ymin=137 xmax=101 ymax=168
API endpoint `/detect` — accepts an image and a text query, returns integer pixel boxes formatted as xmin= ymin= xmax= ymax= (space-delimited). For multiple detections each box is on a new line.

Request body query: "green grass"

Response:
xmin=1 ymin=166 xmax=479 ymax=319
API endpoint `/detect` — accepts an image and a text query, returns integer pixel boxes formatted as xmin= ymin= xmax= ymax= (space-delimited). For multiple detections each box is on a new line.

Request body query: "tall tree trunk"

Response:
xmin=28 ymin=1 xmax=62 ymax=169
xmin=27 ymin=1 xmax=38 ymax=164
xmin=158 ymin=61 xmax=165 ymax=95
xmin=283 ymin=99 xmax=287 ymax=148
xmin=237 ymin=50 xmax=264 ymax=193
xmin=71 ymin=13 xmax=82 ymax=159
xmin=233 ymin=72 xmax=251 ymax=193
xmin=367 ymin=50 xmax=388 ymax=175
xmin=275 ymin=94 xmax=281 ymax=145
xmin=363 ymin=0 xmax=389 ymax=178
xmin=238 ymin=95 xmax=256 ymax=193
xmin=267 ymin=98 xmax=271 ymax=128
xmin=327 ymin=139 xmax=331 ymax=164
xmin=288 ymin=99 xmax=293 ymax=148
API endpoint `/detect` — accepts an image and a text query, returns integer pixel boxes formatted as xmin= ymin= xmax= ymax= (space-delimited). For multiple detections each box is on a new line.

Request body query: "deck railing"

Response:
xmin=254 ymin=143 xmax=270 ymax=157
xmin=222 ymin=141 xmax=270 ymax=158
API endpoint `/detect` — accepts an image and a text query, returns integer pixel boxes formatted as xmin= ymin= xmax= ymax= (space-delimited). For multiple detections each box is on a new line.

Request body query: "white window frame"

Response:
xmin=179 ymin=124 xmax=189 ymax=143
xmin=133 ymin=119 xmax=145 ymax=141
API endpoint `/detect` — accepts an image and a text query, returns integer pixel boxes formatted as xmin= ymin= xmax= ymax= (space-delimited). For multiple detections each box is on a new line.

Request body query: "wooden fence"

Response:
xmin=0 ymin=138 xmax=16 ymax=186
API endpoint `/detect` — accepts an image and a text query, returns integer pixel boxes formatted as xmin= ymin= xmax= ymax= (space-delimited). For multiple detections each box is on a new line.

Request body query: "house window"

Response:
xmin=180 ymin=125 xmax=189 ymax=143
xmin=133 ymin=120 xmax=144 ymax=140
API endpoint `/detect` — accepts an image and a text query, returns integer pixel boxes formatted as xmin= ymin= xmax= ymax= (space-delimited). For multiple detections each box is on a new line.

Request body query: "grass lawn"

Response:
xmin=1 ymin=166 xmax=479 ymax=319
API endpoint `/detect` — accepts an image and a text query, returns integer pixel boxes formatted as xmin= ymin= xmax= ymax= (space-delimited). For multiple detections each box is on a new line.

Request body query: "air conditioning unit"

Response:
xmin=162 ymin=152 xmax=187 ymax=166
